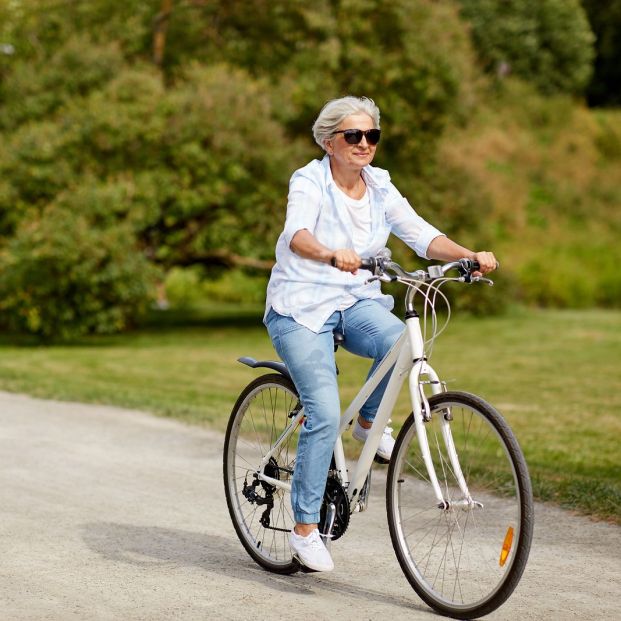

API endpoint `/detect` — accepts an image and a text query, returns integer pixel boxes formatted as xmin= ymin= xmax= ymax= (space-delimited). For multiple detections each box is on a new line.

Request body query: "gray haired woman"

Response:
xmin=264 ymin=96 xmax=497 ymax=572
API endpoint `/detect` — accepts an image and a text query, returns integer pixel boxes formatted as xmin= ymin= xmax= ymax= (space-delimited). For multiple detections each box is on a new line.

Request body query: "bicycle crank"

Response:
xmin=318 ymin=475 xmax=350 ymax=541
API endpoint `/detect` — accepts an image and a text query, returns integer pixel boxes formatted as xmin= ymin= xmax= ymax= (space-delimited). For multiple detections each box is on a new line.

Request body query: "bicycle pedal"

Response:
xmin=373 ymin=454 xmax=390 ymax=465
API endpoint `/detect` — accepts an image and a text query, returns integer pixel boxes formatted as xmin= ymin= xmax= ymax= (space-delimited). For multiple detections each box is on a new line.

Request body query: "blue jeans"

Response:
xmin=265 ymin=299 xmax=404 ymax=524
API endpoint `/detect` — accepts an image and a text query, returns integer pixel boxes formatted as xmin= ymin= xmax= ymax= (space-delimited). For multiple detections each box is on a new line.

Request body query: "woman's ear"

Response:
xmin=325 ymin=140 xmax=334 ymax=156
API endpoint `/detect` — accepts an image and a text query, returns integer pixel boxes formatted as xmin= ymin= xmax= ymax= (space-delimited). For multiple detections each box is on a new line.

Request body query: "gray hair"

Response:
xmin=312 ymin=96 xmax=380 ymax=151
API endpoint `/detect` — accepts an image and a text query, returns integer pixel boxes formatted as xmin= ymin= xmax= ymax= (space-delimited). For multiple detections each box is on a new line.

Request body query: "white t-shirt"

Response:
xmin=335 ymin=187 xmax=372 ymax=311
xmin=337 ymin=187 xmax=372 ymax=252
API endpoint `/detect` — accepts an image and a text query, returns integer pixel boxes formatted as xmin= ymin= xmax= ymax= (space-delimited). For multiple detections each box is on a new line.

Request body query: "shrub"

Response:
xmin=164 ymin=267 xmax=204 ymax=309
xmin=517 ymin=243 xmax=621 ymax=308
xmin=202 ymin=269 xmax=268 ymax=305
xmin=163 ymin=267 xmax=268 ymax=309
xmin=594 ymin=113 xmax=621 ymax=161
xmin=0 ymin=207 xmax=157 ymax=340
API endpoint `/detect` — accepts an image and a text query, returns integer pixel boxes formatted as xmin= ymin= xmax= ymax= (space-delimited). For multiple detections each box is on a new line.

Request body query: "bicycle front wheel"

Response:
xmin=223 ymin=373 xmax=301 ymax=574
xmin=387 ymin=391 xmax=533 ymax=619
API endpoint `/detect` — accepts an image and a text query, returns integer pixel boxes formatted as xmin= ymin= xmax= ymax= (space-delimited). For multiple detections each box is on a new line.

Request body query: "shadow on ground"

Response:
xmin=81 ymin=522 xmax=431 ymax=614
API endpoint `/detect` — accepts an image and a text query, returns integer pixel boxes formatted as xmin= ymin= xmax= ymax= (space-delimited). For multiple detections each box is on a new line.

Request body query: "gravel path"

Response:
xmin=1 ymin=390 xmax=619 ymax=620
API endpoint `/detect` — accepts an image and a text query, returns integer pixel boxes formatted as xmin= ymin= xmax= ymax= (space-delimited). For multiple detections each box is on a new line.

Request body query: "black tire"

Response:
xmin=386 ymin=391 xmax=533 ymax=619
xmin=223 ymin=374 xmax=302 ymax=574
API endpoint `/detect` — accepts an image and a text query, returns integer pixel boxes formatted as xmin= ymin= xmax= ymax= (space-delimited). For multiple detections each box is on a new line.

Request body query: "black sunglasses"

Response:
xmin=333 ymin=128 xmax=381 ymax=146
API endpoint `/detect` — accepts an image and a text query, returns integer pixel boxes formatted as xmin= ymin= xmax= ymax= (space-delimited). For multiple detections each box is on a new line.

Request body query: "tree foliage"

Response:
xmin=0 ymin=0 xmax=482 ymax=337
xmin=458 ymin=0 xmax=595 ymax=95
xmin=0 ymin=0 xmax=612 ymax=337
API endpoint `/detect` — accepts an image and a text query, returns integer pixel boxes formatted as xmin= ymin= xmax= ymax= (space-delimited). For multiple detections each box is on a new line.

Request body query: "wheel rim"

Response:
xmin=391 ymin=398 xmax=524 ymax=611
xmin=226 ymin=380 xmax=301 ymax=566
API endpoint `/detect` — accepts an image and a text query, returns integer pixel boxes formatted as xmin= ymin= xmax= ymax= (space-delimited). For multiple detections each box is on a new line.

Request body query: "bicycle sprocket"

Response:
xmin=318 ymin=475 xmax=350 ymax=541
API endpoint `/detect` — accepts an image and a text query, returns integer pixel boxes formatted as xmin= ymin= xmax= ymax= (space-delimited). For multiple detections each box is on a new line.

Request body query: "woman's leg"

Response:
xmin=265 ymin=309 xmax=341 ymax=527
xmin=341 ymin=299 xmax=405 ymax=423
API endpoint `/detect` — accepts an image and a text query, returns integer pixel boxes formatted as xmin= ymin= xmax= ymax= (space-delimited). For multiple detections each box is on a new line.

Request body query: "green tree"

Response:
xmin=459 ymin=0 xmax=595 ymax=95
xmin=0 ymin=0 xmax=490 ymax=337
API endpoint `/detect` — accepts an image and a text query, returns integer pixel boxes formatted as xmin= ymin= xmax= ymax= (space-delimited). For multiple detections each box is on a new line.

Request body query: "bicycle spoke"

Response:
xmin=225 ymin=376 xmax=300 ymax=572
xmin=388 ymin=392 xmax=532 ymax=616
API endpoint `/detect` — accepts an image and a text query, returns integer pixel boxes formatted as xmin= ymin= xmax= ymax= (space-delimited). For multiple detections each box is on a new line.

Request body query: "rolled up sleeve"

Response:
xmin=282 ymin=174 xmax=322 ymax=248
xmin=385 ymin=190 xmax=444 ymax=259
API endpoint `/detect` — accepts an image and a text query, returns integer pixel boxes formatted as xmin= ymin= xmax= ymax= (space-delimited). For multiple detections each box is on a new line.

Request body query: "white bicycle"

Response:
xmin=223 ymin=251 xmax=533 ymax=619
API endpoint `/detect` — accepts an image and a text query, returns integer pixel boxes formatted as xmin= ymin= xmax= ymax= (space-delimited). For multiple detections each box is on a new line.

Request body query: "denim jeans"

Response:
xmin=265 ymin=299 xmax=404 ymax=524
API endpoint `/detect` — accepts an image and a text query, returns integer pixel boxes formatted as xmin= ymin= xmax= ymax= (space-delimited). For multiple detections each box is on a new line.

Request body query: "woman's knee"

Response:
xmin=376 ymin=318 xmax=403 ymax=359
xmin=301 ymin=393 xmax=340 ymax=438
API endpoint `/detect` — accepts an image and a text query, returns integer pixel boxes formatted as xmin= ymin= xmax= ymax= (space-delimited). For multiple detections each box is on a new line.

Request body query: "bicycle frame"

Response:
xmin=255 ymin=310 xmax=474 ymax=513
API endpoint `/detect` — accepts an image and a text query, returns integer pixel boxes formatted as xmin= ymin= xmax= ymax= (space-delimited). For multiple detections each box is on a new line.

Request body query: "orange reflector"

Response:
xmin=499 ymin=526 xmax=514 ymax=567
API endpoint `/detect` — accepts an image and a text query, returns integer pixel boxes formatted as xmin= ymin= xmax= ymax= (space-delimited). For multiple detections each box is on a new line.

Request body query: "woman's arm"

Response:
xmin=290 ymin=229 xmax=361 ymax=273
xmin=383 ymin=186 xmax=497 ymax=274
xmin=427 ymin=235 xmax=497 ymax=274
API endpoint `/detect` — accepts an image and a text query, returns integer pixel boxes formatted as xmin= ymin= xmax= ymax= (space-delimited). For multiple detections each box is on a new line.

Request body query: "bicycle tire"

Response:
xmin=223 ymin=373 xmax=301 ymax=574
xmin=386 ymin=391 xmax=533 ymax=619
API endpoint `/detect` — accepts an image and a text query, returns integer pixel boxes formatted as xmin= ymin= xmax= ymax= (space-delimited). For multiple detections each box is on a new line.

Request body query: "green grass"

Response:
xmin=0 ymin=304 xmax=619 ymax=523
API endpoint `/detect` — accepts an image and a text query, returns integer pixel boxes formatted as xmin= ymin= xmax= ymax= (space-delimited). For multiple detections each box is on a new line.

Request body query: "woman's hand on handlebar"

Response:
xmin=472 ymin=251 xmax=498 ymax=276
xmin=427 ymin=237 xmax=498 ymax=277
xmin=331 ymin=249 xmax=362 ymax=274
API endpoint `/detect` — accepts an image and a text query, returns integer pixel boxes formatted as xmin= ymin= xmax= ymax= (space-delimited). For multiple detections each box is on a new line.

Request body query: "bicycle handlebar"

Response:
xmin=360 ymin=257 xmax=376 ymax=271
xmin=329 ymin=249 xmax=496 ymax=286
xmin=332 ymin=254 xmax=481 ymax=281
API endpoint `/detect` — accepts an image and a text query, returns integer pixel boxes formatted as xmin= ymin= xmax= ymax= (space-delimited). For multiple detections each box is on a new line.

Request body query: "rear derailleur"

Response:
xmin=242 ymin=457 xmax=290 ymax=533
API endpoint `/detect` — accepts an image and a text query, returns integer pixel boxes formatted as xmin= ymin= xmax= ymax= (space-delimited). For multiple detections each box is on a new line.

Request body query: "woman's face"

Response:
xmin=326 ymin=113 xmax=377 ymax=171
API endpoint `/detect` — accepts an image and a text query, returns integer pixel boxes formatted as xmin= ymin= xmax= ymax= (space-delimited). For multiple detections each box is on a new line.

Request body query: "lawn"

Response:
xmin=0 ymin=305 xmax=619 ymax=523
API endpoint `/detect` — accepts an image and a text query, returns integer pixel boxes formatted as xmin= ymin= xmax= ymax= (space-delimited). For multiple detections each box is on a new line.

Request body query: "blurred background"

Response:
xmin=0 ymin=1 xmax=619 ymax=522
xmin=0 ymin=0 xmax=620 ymax=335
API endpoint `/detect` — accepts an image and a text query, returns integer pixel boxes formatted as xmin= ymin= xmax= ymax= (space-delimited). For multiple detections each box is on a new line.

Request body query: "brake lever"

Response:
xmin=365 ymin=274 xmax=396 ymax=284
xmin=472 ymin=276 xmax=494 ymax=286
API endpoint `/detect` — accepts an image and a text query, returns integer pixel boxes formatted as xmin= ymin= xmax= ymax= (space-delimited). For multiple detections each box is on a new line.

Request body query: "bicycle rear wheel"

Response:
xmin=224 ymin=373 xmax=301 ymax=574
xmin=386 ymin=391 xmax=533 ymax=619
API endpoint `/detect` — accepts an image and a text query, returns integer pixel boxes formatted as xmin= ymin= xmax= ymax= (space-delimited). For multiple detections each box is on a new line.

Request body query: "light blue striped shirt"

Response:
xmin=265 ymin=155 xmax=444 ymax=332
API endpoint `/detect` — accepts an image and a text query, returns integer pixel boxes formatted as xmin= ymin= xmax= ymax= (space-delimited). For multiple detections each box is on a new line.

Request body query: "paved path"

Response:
xmin=1 ymin=391 xmax=619 ymax=620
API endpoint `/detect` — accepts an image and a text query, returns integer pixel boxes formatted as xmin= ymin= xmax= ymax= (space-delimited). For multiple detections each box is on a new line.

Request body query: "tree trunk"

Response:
xmin=153 ymin=0 xmax=173 ymax=66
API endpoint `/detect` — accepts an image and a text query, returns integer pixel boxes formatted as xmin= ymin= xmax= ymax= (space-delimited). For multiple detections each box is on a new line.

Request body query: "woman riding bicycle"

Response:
xmin=264 ymin=96 xmax=497 ymax=572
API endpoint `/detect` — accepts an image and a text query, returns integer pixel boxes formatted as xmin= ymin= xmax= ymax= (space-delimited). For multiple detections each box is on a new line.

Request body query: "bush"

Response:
xmin=459 ymin=0 xmax=595 ymax=95
xmin=164 ymin=267 xmax=268 ymax=308
xmin=594 ymin=113 xmax=621 ymax=161
xmin=517 ymin=243 xmax=621 ymax=308
xmin=202 ymin=269 xmax=268 ymax=305
xmin=0 ymin=207 xmax=157 ymax=340
xmin=163 ymin=267 xmax=204 ymax=309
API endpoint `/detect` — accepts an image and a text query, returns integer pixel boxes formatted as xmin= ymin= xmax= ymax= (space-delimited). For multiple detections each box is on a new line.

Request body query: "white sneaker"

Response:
xmin=289 ymin=528 xmax=334 ymax=572
xmin=352 ymin=419 xmax=395 ymax=461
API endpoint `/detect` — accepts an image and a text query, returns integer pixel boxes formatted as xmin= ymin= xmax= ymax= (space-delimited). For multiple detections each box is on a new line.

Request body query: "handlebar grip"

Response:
xmin=360 ymin=257 xmax=376 ymax=271
xmin=469 ymin=259 xmax=500 ymax=271
xmin=330 ymin=256 xmax=376 ymax=271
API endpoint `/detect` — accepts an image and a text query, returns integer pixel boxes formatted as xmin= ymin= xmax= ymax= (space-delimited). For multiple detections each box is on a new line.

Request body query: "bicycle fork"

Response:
xmin=406 ymin=323 xmax=476 ymax=511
